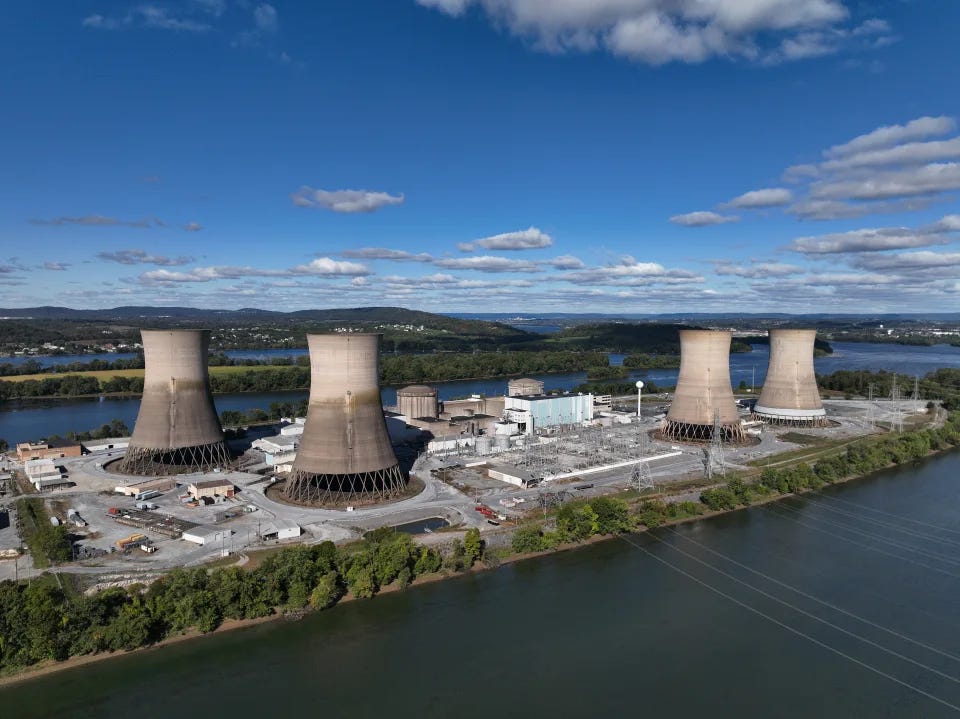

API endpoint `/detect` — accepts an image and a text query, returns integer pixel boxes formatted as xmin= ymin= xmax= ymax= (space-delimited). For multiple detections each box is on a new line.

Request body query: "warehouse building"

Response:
xmin=260 ymin=519 xmax=302 ymax=541
xmin=16 ymin=438 xmax=82 ymax=462
xmin=252 ymin=435 xmax=299 ymax=465
xmin=182 ymin=525 xmax=232 ymax=546
xmin=187 ymin=479 xmax=236 ymax=501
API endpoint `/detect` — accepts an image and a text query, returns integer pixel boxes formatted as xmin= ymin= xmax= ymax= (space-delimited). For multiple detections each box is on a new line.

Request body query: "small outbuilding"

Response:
xmin=182 ymin=525 xmax=232 ymax=546
xmin=187 ymin=479 xmax=236 ymax=501
xmin=260 ymin=519 xmax=302 ymax=541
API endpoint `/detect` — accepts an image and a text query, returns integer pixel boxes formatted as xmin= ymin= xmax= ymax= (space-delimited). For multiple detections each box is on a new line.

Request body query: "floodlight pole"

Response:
xmin=635 ymin=380 xmax=644 ymax=419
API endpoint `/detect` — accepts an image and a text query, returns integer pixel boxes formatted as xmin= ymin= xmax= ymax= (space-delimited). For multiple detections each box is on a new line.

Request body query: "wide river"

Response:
xmin=1 ymin=341 xmax=958 ymax=445
xmin=4 ymin=450 xmax=960 ymax=717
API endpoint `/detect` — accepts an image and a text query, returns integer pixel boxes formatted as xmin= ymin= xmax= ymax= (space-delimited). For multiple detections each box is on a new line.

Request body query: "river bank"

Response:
xmin=2 ymin=412 xmax=956 ymax=689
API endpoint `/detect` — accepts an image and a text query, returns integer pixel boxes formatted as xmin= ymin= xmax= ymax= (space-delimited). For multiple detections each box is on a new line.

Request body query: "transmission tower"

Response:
xmin=891 ymin=381 xmax=904 ymax=433
xmin=633 ymin=431 xmax=654 ymax=492
xmin=866 ymin=383 xmax=876 ymax=430
xmin=912 ymin=375 xmax=921 ymax=405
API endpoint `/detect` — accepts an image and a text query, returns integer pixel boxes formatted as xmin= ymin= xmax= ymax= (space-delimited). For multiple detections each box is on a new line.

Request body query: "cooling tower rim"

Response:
xmin=753 ymin=405 xmax=826 ymax=419
xmin=678 ymin=328 xmax=732 ymax=337
xmin=305 ymin=331 xmax=384 ymax=337
xmin=140 ymin=328 xmax=211 ymax=335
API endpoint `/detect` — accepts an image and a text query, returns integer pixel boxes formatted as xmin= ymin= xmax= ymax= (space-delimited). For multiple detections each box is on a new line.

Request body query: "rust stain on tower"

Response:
xmin=284 ymin=333 xmax=406 ymax=505
xmin=754 ymin=329 xmax=827 ymax=426
xmin=661 ymin=329 xmax=744 ymax=442
xmin=119 ymin=329 xmax=231 ymax=475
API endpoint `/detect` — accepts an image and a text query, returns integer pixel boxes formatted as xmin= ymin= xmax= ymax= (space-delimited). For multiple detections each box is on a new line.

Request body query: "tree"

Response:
xmin=512 ymin=525 xmax=545 ymax=554
xmin=463 ymin=528 xmax=484 ymax=566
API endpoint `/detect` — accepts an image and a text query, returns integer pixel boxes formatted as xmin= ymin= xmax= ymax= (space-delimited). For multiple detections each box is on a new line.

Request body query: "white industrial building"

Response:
xmin=252 ymin=434 xmax=299 ymax=466
xmin=182 ymin=525 xmax=233 ymax=546
xmin=260 ymin=519 xmax=302 ymax=540
xmin=503 ymin=393 xmax=594 ymax=435
xmin=81 ymin=437 xmax=130 ymax=453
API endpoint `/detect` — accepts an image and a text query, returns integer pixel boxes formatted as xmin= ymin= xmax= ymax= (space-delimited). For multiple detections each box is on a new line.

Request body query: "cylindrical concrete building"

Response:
xmin=508 ymin=377 xmax=544 ymax=397
xmin=397 ymin=385 xmax=439 ymax=420
xmin=284 ymin=333 xmax=406 ymax=505
xmin=754 ymin=329 xmax=827 ymax=426
xmin=662 ymin=330 xmax=744 ymax=442
xmin=119 ymin=329 xmax=231 ymax=475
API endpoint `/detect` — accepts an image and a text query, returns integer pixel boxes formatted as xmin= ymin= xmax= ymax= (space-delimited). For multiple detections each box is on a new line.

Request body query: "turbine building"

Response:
xmin=119 ymin=329 xmax=231 ymax=475
xmin=661 ymin=329 xmax=744 ymax=442
xmin=754 ymin=329 xmax=827 ymax=426
xmin=284 ymin=333 xmax=406 ymax=505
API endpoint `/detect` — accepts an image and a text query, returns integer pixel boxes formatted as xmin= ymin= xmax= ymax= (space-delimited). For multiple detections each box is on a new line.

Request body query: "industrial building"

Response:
xmin=187 ymin=479 xmax=236 ymax=501
xmin=119 ymin=329 xmax=232 ymax=475
xmin=284 ymin=333 xmax=407 ymax=505
xmin=504 ymin=393 xmax=594 ymax=435
xmin=662 ymin=329 xmax=744 ymax=442
xmin=25 ymin=458 xmax=69 ymax=489
xmin=259 ymin=519 xmax=302 ymax=540
xmin=16 ymin=438 xmax=82 ymax=462
xmin=508 ymin=377 xmax=544 ymax=397
xmin=182 ymin=525 xmax=232 ymax=547
xmin=754 ymin=329 xmax=827 ymax=426
xmin=252 ymin=435 xmax=299 ymax=466
xmin=396 ymin=384 xmax=440 ymax=420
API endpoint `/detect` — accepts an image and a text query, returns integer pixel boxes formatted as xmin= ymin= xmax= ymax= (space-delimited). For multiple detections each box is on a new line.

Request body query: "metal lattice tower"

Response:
xmin=891 ymin=380 xmax=904 ymax=433
xmin=866 ymin=383 xmax=876 ymax=430
xmin=633 ymin=430 xmax=654 ymax=492
xmin=912 ymin=375 xmax=921 ymax=404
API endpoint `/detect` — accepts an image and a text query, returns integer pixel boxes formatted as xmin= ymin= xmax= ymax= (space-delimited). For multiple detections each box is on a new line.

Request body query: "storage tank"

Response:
xmin=284 ymin=334 xmax=406 ymax=505
xmin=508 ymin=377 xmax=545 ymax=397
xmin=397 ymin=384 xmax=439 ymax=420
xmin=661 ymin=330 xmax=743 ymax=442
xmin=119 ymin=329 xmax=231 ymax=475
xmin=754 ymin=329 xmax=827 ymax=426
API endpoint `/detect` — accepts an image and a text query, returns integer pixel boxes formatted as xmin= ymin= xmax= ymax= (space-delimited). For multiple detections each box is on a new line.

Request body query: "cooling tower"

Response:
xmin=119 ymin=329 xmax=231 ymax=475
xmin=284 ymin=333 xmax=406 ymax=505
xmin=754 ymin=329 xmax=827 ymax=426
xmin=662 ymin=330 xmax=744 ymax=442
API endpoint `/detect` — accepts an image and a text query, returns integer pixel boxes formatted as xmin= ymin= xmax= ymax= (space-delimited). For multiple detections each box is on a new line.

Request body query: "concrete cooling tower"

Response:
xmin=284 ymin=333 xmax=406 ymax=505
xmin=119 ymin=329 xmax=231 ymax=475
xmin=754 ymin=329 xmax=827 ymax=426
xmin=662 ymin=329 xmax=744 ymax=442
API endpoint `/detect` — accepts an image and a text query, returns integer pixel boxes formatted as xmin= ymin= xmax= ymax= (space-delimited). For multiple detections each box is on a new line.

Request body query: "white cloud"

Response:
xmin=714 ymin=262 xmax=804 ymax=278
xmin=291 ymin=187 xmax=405 ymax=213
xmin=458 ymin=226 xmax=553 ymax=251
xmin=669 ymin=210 xmax=740 ymax=226
xmin=810 ymin=162 xmax=960 ymax=201
xmin=433 ymin=255 xmax=542 ymax=272
xmin=98 ymin=249 xmax=194 ymax=266
xmin=183 ymin=222 xmax=203 ymax=232
xmin=291 ymin=258 xmax=370 ymax=276
xmin=825 ymin=116 xmax=956 ymax=158
xmin=341 ymin=247 xmax=434 ymax=262
xmin=42 ymin=262 xmax=70 ymax=271
xmin=788 ymin=215 xmax=959 ymax=254
xmin=545 ymin=254 xmax=585 ymax=269
xmin=820 ymin=137 xmax=960 ymax=172
xmin=727 ymin=187 xmax=793 ymax=208
xmin=560 ymin=256 xmax=701 ymax=285
xmin=786 ymin=197 xmax=942 ymax=221
xmin=139 ymin=257 xmax=370 ymax=283
xmin=415 ymin=0 xmax=881 ymax=65
xmin=30 ymin=215 xmax=159 ymax=228
xmin=852 ymin=251 xmax=960 ymax=273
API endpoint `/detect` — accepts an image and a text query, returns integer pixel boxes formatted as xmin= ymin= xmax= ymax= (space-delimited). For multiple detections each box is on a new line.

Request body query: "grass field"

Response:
xmin=0 ymin=364 xmax=292 ymax=383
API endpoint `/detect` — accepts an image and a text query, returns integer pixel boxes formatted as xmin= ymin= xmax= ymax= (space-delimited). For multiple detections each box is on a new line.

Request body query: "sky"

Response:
xmin=2 ymin=0 xmax=959 ymax=315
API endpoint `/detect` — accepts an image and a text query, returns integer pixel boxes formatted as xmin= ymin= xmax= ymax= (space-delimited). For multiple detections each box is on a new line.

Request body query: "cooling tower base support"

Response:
xmin=282 ymin=464 xmax=408 ymax=507
xmin=659 ymin=420 xmax=745 ymax=444
xmin=752 ymin=412 xmax=830 ymax=428
xmin=117 ymin=441 xmax=233 ymax=476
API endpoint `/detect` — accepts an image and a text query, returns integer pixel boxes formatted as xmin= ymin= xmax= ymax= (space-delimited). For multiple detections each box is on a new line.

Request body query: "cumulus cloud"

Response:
xmin=852 ymin=251 xmax=960 ymax=273
xmin=139 ymin=257 xmax=370 ymax=284
xmin=291 ymin=187 xmax=405 ymax=213
xmin=340 ymin=247 xmax=434 ymax=262
xmin=560 ymin=256 xmax=701 ymax=285
xmin=545 ymin=255 xmax=585 ymax=269
xmin=788 ymin=215 xmax=959 ymax=254
xmin=415 ymin=0 xmax=885 ymax=65
xmin=714 ymin=262 xmax=804 ymax=278
xmin=786 ymin=197 xmax=942 ymax=221
xmin=810 ymin=162 xmax=960 ymax=201
xmin=98 ymin=249 xmax=194 ymax=266
xmin=183 ymin=222 xmax=203 ymax=232
xmin=669 ymin=211 xmax=739 ymax=226
xmin=458 ymin=226 xmax=553 ymax=252
xmin=42 ymin=262 xmax=70 ymax=271
xmin=825 ymin=116 xmax=956 ymax=158
xmin=432 ymin=255 xmax=542 ymax=273
xmin=727 ymin=187 xmax=793 ymax=208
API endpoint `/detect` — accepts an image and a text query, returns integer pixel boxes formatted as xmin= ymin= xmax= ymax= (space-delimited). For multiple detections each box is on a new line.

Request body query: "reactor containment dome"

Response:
xmin=754 ymin=329 xmax=827 ymax=426
xmin=661 ymin=329 xmax=744 ymax=442
xmin=284 ymin=333 xmax=406 ymax=505
xmin=119 ymin=329 xmax=232 ymax=475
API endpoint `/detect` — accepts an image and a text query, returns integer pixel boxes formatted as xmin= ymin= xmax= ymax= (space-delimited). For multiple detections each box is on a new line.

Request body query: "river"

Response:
xmin=4 ymin=451 xmax=960 ymax=717
xmin=2 ymin=342 xmax=958 ymax=446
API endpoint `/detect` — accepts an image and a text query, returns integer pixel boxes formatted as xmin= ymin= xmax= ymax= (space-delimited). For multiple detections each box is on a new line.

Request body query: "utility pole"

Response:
xmin=635 ymin=380 xmax=644 ymax=419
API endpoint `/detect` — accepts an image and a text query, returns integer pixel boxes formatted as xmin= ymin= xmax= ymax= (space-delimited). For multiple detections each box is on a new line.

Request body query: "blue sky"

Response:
xmin=2 ymin=0 xmax=959 ymax=313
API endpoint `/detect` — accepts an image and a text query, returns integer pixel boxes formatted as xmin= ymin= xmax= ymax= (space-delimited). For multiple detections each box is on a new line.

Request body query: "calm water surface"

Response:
xmin=4 ymin=451 xmax=960 ymax=718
